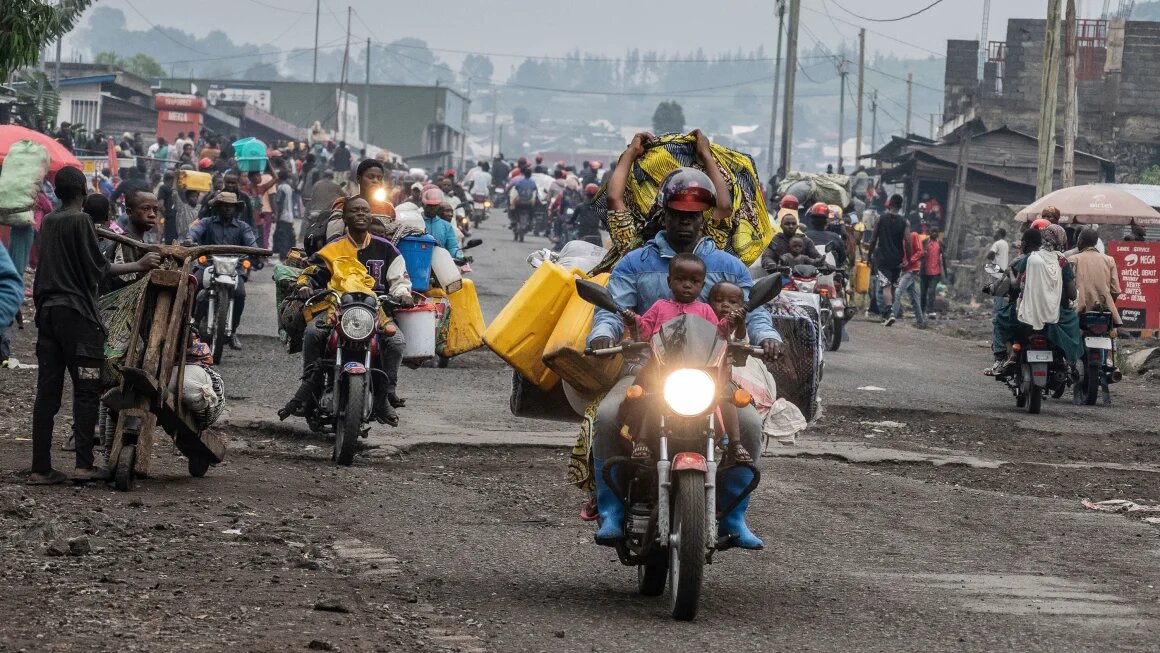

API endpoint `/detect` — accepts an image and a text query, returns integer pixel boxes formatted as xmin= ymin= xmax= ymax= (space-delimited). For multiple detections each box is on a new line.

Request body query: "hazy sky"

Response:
xmin=64 ymin=0 xmax=1115 ymax=77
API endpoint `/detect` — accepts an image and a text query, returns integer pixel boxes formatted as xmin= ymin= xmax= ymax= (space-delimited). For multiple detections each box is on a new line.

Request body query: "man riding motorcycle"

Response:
xmin=185 ymin=191 xmax=258 ymax=350
xmin=508 ymin=168 xmax=539 ymax=236
xmin=281 ymin=197 xmax=414 ymax=424
xmin=586 ymin=133 xmax=782 ymax=551
xmin=306 ymin=159 xmax=396 ymax=253
xmin=803 ymin=202 xmax=848 ymax=268
xmin=420 ymin=188 xmax=462 ymax=259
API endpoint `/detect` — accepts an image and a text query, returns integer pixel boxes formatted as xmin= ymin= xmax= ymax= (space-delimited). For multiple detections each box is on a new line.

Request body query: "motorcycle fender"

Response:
xmin=1030 ymin=362 xmax=1049 ymax=387
xmin=342 ymin=361 xmax=367 ymax=375
xmin=672 ymin=452 xmax=707 ymax=472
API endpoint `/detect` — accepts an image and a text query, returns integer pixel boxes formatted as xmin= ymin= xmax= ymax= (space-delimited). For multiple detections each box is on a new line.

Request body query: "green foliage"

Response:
xmin=12 ymin=69 xmax=61 ymax=126
xmin=1140 ymin=165 xmax=1160 ymax=186
xmin=652 ymin=101 xmax=686 ymax=135
xmin=92 ymin=51 xmax=165 ymax=79
xmin=0 ymin=0 xmax=94 ymax=80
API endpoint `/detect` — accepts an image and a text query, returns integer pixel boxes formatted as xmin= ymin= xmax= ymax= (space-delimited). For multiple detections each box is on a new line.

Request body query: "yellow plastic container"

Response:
xmin=483 ymin=261 xmax=584 ymax=390
xmin=853 ymin=261 xmax=871 ymax=294
xmin=428 ymin=278 xmax=487 ymax=358
xmin=178 ymin=169 xmax=213 ymax=192
xmin=542 ymin=273 xmax=623 ymax=395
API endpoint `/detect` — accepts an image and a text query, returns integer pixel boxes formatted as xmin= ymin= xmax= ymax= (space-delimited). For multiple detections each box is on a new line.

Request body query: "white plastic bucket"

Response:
xmin=430 ymin=246 xmax=463 ymax=294
xmin=395 ymin=304 xmax=437 ymax=361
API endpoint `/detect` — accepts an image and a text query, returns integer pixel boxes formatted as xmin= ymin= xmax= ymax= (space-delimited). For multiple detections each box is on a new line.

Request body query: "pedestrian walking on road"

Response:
xmin=867 ymin=193 xmax=909 ymax=321
xmin=890 ymin=230 xmax=927 ymax=329
xmin=921 ymin=232 xmax=945 ymax=315
xmin=28 ymin=167 xmax=160 ymax=485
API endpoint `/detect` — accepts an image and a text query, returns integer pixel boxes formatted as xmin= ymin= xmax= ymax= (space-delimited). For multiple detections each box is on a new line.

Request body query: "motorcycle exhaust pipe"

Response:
xmin=1112 ymin=369 xmax=1123 ymax=382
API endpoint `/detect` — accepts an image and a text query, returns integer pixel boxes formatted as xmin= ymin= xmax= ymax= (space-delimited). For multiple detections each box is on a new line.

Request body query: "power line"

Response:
xmin=240 ymin=0 xmax=342 ymax=14
xmin=799 ymin=6 xmax=946 ymax=58
xmin=863 ymin=65 xmax=943 ymax=93
xmin=833 ymin=0 xmax=949 ymax=23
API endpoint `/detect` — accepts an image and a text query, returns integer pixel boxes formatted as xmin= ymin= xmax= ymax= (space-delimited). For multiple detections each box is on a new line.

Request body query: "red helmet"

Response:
xmin=534 ymin=154 xmax=544 ymax=163
xmin=1031 ymin=218 xmax=1051 ymax=230
xmin=807 ymin=202 xmax=830 ymax=218
xmin=198 ymin=157 xmax=214 ymax=170
xmin=659 ymin=168 xmax=715 ymax=213
xmin=445 ymin=168 xmax=456 ymax=177
xmin=584 ymin=183 xmax=599 ymax=196
xmin=780 ymin=194 xmax=799 ymax=209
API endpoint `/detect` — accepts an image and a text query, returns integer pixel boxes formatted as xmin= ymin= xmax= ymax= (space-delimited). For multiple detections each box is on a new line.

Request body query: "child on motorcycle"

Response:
xmin=778 ymin=236 xmax=821 ymax=268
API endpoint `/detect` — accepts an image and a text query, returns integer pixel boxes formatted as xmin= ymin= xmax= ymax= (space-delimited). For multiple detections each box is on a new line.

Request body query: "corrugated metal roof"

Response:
xmin=1103 ymin=183 xmax=1160 ymax=209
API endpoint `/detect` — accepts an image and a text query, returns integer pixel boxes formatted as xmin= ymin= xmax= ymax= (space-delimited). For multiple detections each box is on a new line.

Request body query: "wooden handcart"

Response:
xmin=97 ymin=229 xmax=272 ymax=491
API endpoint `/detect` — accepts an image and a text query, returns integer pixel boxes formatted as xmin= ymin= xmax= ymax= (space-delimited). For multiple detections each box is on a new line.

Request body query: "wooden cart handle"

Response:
xmin=96 ymin=228 xmax=274 ymax=260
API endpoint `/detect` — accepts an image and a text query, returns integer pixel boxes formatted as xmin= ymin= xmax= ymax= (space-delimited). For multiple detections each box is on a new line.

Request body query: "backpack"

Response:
xmin=515 ymin=180 xmax=537 ymax=204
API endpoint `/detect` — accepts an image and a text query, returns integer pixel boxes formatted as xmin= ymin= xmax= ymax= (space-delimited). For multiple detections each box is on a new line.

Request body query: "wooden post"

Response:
xmin=905 ymin=73 xmax=913 ymax=135
xmin=1037 ymin=0 xmax=1064 ymax=197
xmin=767 ymin=0 xmax=787 ymax=178
xmin=856 ymin=28 xmax=866 ymax=163
xmin=1062 ymin=0 xmax=1079 ymax=188
xmin=780 ymin=0 xmax=801 ymax=173
xmin=947 ymin=129 xmax=973 ymax=261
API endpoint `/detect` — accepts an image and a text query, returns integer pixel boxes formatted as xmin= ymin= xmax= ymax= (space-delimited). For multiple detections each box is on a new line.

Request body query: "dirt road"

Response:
xmin=0 ymin=214 xmax=1156 ymax=652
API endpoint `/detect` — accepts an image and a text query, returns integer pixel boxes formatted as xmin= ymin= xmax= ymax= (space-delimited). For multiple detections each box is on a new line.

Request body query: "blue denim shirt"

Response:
xmin=587 ymin=233 xmax=781 ymax=346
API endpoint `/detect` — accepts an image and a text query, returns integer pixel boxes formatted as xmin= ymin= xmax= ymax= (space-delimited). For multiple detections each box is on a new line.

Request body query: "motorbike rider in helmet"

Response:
xmin=585 ymin=130 xmax=782 ymax=550
xmin=804 ymin=202 xmax=848 ymax=268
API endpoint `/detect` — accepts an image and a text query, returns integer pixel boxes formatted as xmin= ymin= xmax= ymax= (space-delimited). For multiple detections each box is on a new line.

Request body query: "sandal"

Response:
xmin=631 ymin=441 xmax=653 ymax=460
xmin=730 ymin=444 xmax=754 ymax=464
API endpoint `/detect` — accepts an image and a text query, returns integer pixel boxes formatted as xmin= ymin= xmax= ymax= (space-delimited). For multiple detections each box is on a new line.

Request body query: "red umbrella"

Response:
xmin=0 ymin=125 xmax=83 ymax=176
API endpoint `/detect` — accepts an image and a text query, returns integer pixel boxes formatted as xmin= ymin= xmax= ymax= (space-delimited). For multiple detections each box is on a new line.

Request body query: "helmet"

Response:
xmin=807 ymin=202 xmax=830 ymax=218
xmin=1031 ymin=218 xmax=1051 ymax=230
xmin=584 ymin=183 xmax=599 ymax=196
xmin=659 ymin=168 xmax=715 ymax=213
xmin=918 ymin=202 xmax=928 ymax=211
xmin=517 ymin=156 xmax=528 ymax=166
xmin=780 ymin=194 xmax=799 ymax=209
xmin=535 ymin=154 xmax=544 ymax=163
xmin=198 ymin=157 xmax=214 ymax=170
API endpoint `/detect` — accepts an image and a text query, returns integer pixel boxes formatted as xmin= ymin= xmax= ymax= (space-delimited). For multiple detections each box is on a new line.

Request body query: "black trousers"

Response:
xmin=920 ymin=273 xmax=941 ymax=313
xmin=32 ymin=306 xmax=105 ymax=472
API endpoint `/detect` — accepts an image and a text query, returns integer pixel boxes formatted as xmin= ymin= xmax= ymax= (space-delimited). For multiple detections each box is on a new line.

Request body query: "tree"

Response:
xmin=652 ymin=101 xmax=686 ymax=135
xmin=93 ymin=51 xmax=165 ymax=79
xmin=460 ymin=54 xmax=494 ymax=84
xmin=0 ymin=0 xmax=94 ymax=81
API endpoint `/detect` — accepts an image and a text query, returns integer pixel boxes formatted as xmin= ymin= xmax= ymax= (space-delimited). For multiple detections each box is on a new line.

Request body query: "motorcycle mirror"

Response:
xmin=746 ymin=273 xmax=782 ymax=311
xmin=464 ymin=238 xmax=483 ymax=249
xmin=575 ymin=278 xmax=621 ymax=314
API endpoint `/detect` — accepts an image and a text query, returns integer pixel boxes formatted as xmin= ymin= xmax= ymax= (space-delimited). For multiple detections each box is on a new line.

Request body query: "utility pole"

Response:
xmin=767 ymin=0 xmax=787 ymax=179
xmin=1062 ymin=0 xmax=1079 ymax=188
xmin=837 ymin=58 xmax=849 ymax=172
xmin=929 ymin=113 xmax=935 ymax=139
xmin=1037 ymin=0 xmax=1063 ymax=196
xmin=489 ymin=89 xmax=498 ymax=157
xmin=339 ymin=6 xmax=351 ymax=143
xmin=779 ymin=0 xmax=801 ymax=174
xmin=905 ymin=72 xmax=913 ymax=135
xmin=363 ymin=37 xmax=370 ymax=146
xmin=312 ymin=0 xmax=321 ymax=84
xmin=870 ymin=90 xmax=878 ymax=155
xmin=856 ymin=28 xmax=866 ymax=163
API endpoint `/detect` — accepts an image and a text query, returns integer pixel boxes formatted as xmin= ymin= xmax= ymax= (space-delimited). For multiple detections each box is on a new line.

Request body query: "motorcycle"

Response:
xmin=1078 ymin=305 xmax=1121 ymax=405
xmin=778 ymin=247 xmax=851 ymax=351
xmin=471 ymin=194 xmax=491 ymax=228
xmin=456 ymin=210 xmax=472 ymax=238
xmin=302 ymin=288 xmax=391 ymax=466
xmin=1005 ymin=330 xmax=1071 ymax=413
xmin=196 ymin=254 xmax=251 ymax=364
xmin=532 ymin=202 xmax=551 ymax=238
xmin=490 ymin=185 xmax=507 ymax=210
xmin=576 ymin=273 xmax=782 ymax=621
xmin=509 ymin=202 xmax=534 ymax=242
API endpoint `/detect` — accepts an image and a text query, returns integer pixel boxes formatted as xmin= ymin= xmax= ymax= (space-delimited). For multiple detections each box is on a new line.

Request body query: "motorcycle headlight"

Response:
xmin=796 ymin=280 xmax=816 ymax=293
xmin=340 ymin=305 xmax=376 ymax=341
xmin=483 ymin=200 xmax=492 ymax=208
xmin=372 ymin=187 xmax=387 ymax=203
xmin=213 ymin=256 xmax=238 ymax=275
xmin=662 ymin=369 xmax=716 ymax=417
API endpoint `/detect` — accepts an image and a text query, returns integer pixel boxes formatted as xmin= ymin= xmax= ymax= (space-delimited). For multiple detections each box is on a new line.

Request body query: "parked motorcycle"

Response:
xmin=577 ymin=273 xmax=781 ymax=621
xmin=1078 ymin=305 xmax=1121 ymax=405
xmin=302 ymin=288 xmax=390 ymax=466
xmin=196 ymin=254 xmax=251 ymax=364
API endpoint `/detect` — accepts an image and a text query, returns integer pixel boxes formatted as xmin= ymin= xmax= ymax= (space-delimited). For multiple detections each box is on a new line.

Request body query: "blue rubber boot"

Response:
xmin=593 ymin=457 xmax=625 ymax=545
xmin=717 ymin=465 xmax=763 ymax=550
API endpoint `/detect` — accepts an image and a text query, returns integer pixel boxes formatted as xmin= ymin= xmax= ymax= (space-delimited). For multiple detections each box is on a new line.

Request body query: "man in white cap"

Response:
xmin=394 ymin=182 xmax=425 ymax=224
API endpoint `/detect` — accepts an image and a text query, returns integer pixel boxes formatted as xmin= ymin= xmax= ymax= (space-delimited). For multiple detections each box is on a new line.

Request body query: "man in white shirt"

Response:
xmin=465 ymin=162 xmax=491 ymax=200
xmin=987 ymin=227 xmax=1010 ymax=270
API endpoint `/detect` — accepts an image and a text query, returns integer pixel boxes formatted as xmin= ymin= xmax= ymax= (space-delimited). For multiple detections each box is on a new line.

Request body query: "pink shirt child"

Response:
xmin=636 ymin=298 xmax=732 ymax=341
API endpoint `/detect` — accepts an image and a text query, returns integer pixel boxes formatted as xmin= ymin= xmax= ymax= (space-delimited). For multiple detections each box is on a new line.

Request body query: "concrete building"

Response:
xmin=51 ymin=63 xmax=156 ymax=151
xmin=941 ymin=17 xmax=1160 ymax=181
xmin=164 ymin=79 xmax=469 ymax=169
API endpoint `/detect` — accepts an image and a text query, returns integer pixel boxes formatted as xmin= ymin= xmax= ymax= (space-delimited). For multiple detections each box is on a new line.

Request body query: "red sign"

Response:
xmin=1107 ymin=240 xmax=1160 ymax=330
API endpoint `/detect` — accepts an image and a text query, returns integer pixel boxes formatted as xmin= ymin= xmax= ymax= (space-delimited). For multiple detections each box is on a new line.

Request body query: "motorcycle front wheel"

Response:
xmin=669 ymin=471 xmax=706 ymax=621
xmin=334 ymin=374 xmax=365 ymax=466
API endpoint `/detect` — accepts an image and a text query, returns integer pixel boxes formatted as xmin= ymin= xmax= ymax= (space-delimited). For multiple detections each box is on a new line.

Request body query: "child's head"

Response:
xmin=708 ymin=281 xmax=745 ymax=318
xmin=82 ymin=193 xmax=110 ymax=225
xmin=788 ymin=235 xmax=805 ymax=256
xmin=668 ymin=252 xmax=706 ymax=304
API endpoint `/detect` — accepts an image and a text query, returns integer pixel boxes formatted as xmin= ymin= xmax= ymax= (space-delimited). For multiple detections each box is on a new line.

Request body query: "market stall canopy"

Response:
xmin=0 ymin=125 xmax=82 ymax=176
xmin=1015 ymin=185 xmax=1160 ymax=225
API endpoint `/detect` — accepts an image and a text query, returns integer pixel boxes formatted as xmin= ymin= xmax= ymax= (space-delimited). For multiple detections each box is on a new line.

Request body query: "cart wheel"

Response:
xmin=188 ymin=455 xmax=210 ymax=478
xmin=115 ymin=444 xmax=136 ymax=491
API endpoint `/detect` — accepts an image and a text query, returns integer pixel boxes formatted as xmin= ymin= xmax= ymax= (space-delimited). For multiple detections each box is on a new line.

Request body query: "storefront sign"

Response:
xmin=1107 ymin=240 xmax=1160 ymax=330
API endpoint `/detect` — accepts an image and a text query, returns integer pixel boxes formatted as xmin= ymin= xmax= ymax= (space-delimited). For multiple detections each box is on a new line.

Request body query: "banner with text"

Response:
xmin=1107 ymin=240 xmax=1160 ymax=330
